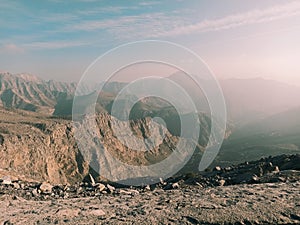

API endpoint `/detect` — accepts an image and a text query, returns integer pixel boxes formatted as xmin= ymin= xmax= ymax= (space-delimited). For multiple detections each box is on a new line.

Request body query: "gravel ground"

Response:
xmin=1 ymin=181 xmax=300 ymax=225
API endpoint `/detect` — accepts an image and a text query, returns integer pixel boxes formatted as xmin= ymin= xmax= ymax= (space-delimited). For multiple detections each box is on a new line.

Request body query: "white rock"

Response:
xmin=32 ymin=189 xmax=38 ymax=196
xmin=2 ymin=176 xmax=12 ymax=185
xmin=107 ymin=184 xmax=115 ymax=193
xmin=13 ymin=183 xmax=21 ymax=189
xmin=159 ymin=178 xmax=167 ymax=185
xmin=144 ymin=185 xmax=151 ymax=191
xmin=89 ymin=173 xmax=96 ymax=186
xmin=218 ymin=180 xmax=226 ymax=186
xmin=87 ymin=209 xmax=105 ymax=216
xmin=214 ymin=166 xmax=222 ymax=171
xmin=97 ymin=183 xmax=106 ymax=192
xmin=273 ymin=166 xmax=280 ymax=173
xmin=130 ymin=189 xmax=139 ymax=195
xmin=172 ymin=182 xmax=179 ymax=189
xmin=119 ymin=189 xmax=132 ymax=195
xmin=39 ymin=182 xmax=53 ymax=194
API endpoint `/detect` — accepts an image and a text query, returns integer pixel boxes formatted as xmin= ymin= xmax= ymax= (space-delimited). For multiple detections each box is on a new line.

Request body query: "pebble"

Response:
xmin=39 ymin=182 xmax=53 ymax=194
xmin=1 ymin=176 xmax=12 ymax=185
xmin=218 ymin=180 xmax=226 ymax=186
xmin=107 ymin=184 xmax=115 ymax=193
xmin=214 ymin=166 xmax=222 ymax=171
xmin=97 ymin=183 xmax=106 ymax=192
xmin=144 ymin=185 xmax=151 ymax=191
xmin=172 ymin=183 xmax=179 ymax=189
xmin=87 ymin=209 xmax=106 ymax=217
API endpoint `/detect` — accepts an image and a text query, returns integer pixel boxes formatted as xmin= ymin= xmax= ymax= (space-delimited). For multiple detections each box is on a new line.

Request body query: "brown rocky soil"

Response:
xmin=1 ymin=181 xmax=299 ymax=225
xmin=0 ymin=154 xmax=299 ymax=225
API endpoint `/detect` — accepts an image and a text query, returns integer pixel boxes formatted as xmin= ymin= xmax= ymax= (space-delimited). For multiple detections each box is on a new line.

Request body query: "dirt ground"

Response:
xmin=1 ymin=181 xmax=300 ymax=225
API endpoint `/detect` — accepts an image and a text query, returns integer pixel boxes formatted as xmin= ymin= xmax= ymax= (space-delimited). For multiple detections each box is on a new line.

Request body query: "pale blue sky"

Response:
xmin=0 ymin=0 xmax=300 ymax=85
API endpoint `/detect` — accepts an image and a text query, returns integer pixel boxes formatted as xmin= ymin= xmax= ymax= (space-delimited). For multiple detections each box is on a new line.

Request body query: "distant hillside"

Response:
xmin=221 ymin=78 xmax=300 ymax=124
xmin=169 ymin=72 xmax=300 ymax=124
xmin=0 ymin=72 xmax=77 ymax=114
xmin=215 ymin=107 xmax=300 ymax=166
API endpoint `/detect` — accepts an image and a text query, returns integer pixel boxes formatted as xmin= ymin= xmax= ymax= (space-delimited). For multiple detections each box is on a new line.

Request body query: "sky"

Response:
xmin=0 ymin=0 xmax=300 ymax=85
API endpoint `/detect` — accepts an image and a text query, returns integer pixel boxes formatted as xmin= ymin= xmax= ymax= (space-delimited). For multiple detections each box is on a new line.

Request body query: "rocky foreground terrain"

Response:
xmin=0 ymin=154 xmax=299 ymax=225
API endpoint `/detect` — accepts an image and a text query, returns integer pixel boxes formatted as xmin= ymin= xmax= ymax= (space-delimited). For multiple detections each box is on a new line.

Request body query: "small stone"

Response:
xmin=195 ymin=182 xmax=203 ymax=188
xmin=144 ymin=185 xmax=151 ymax=191
xmin=214 ymin=166 xmax=222 ymax=171
xmin=39 ymin=182 xmax=53 ymax=194
xmin=172 ymin=182 xmax=179 ymax=189
xmin=252 ymin=175 xmax=260 ymax=182
xmin=273 ymin=166 xmax=280 ymax=173
xmin=130 ymin=189 xmax=139 ymax=195
xmin=88 ymin=209 xmax=106 ymax=217
xmin=225 ymin=166 xmax=232 ymax=171
xmin=32 ymin=189 xmax=38 ymax=197
xmin=13 ymin=182 xmax=21 ymax=189
xmin=63 ymin=192 xmax=69 ymax=199
xmin=97 ymin=183 xmax=106 ymax=192
xmin=218 ymin=180 xmax=226 ymax=186
xmin=89 ymin=173 xmax=96 ymax=186
xmin=159 ymin=177 xmax=167 ymax=185
xmin=107 ymin=184 xmax=115 ymax=193
xmin=119 ymin=189 xmax=132 ymax=195
xmin=1 ymin=176 xmax=12 ymax=185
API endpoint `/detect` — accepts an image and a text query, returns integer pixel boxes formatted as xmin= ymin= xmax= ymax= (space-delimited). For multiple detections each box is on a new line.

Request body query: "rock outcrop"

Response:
xmin=0 ymin=107 xmax=202 ymax=184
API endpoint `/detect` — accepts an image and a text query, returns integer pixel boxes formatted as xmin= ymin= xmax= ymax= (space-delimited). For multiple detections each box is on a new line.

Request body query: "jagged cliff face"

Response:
xmin=0 ymin=108 xmax=84 ymax=184
xmin=0 ymin=108 xmax=203 ymax=184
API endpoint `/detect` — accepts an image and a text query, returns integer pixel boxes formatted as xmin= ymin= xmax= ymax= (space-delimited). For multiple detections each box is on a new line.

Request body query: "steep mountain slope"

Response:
xmin=0 ymin=107 xmax=203 ymax=184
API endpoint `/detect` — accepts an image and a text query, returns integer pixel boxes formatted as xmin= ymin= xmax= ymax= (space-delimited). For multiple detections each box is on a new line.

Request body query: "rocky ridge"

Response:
xmin=0 ymin=107 xmax=202 ymax=185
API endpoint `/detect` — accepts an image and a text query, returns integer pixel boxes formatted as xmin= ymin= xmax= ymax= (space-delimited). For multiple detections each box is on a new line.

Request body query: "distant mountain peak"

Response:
xmin=0 ymin=72 xmax=42 ymax=83
xmin=15 ymin=73 xmax=43 ymax=83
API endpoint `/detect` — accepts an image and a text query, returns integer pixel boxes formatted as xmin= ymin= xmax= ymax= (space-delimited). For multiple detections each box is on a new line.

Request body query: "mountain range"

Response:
xmin=0 ymin=72 xmax=300 ymax=183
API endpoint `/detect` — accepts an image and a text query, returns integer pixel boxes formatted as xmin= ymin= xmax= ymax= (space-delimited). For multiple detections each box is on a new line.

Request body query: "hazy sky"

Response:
xmin=0 ymin=0 xmax=300 ymax=85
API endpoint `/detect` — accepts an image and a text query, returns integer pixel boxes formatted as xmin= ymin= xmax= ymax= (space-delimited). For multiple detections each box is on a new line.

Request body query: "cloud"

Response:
xmin=23 ymin=41 xmax=88 ymax=50
xmin=0 ymin=44 xmax=25 ymax=54
xmin=63 ymin=1 xmax=300 ymax=41
xmin=157 ymin=1 xmax=300 ymax=37
xmin=68 ymin=12 xmax=186 ymax=37
xmin=77 ymin=6 xmax=138 ymax=15
xmin=138 ymin=1 xmax=161 ymax=6
xmin=4 ymin=1 xmax=300 ymax=51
